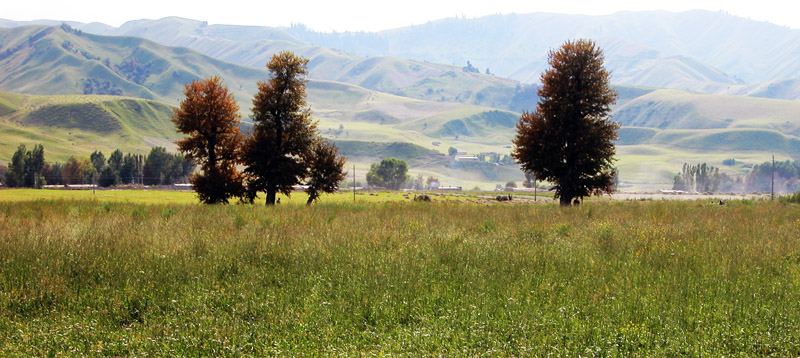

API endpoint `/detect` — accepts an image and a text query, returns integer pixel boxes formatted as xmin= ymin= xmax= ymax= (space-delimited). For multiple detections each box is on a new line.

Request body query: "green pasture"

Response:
xmin=0 ymin=199 xmax=798 ymax=355
xmin=0 ymin=189 xmax=492 ymax=205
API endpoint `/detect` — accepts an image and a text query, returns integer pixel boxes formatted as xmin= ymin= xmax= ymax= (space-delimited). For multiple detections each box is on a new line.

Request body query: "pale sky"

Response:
xmin=5 ymin=0 xmax=800 ymax=32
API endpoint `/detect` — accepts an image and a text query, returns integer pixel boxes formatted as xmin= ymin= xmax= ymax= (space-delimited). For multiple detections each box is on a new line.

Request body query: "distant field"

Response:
xmin=0 ymin=199 xmax=798 ymax=355
xmin=0 ymin=188 xmax=543 ymax=205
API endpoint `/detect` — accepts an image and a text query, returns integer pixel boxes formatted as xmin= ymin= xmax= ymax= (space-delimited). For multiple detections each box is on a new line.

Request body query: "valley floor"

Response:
xmin=0 ymin=193 xmax=798 ymax=355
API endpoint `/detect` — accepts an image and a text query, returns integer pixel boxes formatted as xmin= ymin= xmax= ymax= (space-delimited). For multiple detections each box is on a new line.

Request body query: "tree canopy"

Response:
xmin=242 ymin=51 xmax=345 ymax=205
xmin=366 ymin=158 xmax=409 ymax=190
xmin=512 ymin=39 xmax=618 ymax=206
xmin=305 ymin=139 xmax=347 ymax=205
xmin=173 ymin=76 xmax=245 ymax=204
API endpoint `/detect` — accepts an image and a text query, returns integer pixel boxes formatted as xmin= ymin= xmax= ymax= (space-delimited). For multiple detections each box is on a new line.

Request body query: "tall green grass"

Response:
xmin=0 ymin=199 xmax=798 ymax=355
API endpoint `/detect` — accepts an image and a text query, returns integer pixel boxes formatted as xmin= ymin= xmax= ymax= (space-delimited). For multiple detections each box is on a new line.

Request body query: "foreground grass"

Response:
xmin=0 ymin=199 xmax=799 ymax=355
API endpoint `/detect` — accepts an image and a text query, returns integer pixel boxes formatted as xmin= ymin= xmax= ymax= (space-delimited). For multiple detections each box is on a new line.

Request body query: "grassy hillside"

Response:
xmin=0 ymin=92 xmax=178 ymax=162
xmin=80 ymin=17 xmax=523 ymax=109
xmin=0 ymin=90 xmax=528 ymax=188
xmin=0 ymin=25 xmax=266 ymax=106
xmin=614 ymin=89 xmax=800 ymax=135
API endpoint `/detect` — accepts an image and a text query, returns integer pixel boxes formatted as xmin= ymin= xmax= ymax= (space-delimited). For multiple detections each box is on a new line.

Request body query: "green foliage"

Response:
xmin=305 ymin=140 xmax=347 ymax=205
xmin=98 ymin=166 xmax=120 ymax=187
xmin=243 ymin=52 xmax=345 ymax=206
xmin=366 ymin=158 xmax=409 ymax=190
xmin=3 ymin=143 xmax=45 ymax=188
xmin=746 ymin=159 xmax=800 ymax=193
xmin=448 ymin=146 xmax=458 ymax=156
xmin=672 ymin=163 xmax=721 ymax=192
xmin=90 ymin=150 xmax=106 ymax=174
xmin=142 ymin=147 xmax=193 ymax=185
xmin=779 ymin=191 xmax=800 ymax=204
xmin=243 ymin=52 xmax=317 ymax=205
xmin=107 ymin=149 xmax=123 ymax=172
xmin=4 ymin=144 xmax=26 ymax=187
xmin=120 ymin=153 xmax=144 ymax=185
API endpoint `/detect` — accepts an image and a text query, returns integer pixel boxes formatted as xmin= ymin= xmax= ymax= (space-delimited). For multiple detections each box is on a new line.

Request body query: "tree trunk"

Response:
xmin=560 ymin=195 xmax=572 ymax=207
xmin=265 ymin=184 xmax=276 ymax=206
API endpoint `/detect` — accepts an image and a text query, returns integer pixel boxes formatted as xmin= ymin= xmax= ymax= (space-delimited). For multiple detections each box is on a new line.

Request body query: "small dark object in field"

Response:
xmin=414 ymin=194 xmax=432 ymax=202
xmin=277 ymin=198 xmax=281 ymax=204
xmin=496 ymin=195 xmax=512 ymax=202
xmin=718 ymin=200 xmax=725 ymax=205
xmin=573 ymin=198 xmax=581 ymax=206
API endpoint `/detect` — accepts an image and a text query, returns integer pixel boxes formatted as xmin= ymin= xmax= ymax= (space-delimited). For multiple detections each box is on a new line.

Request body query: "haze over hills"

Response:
xmin=2 ymin=12 xmax=800 ymax=189
xmin=286 ymin=11 xmax=800 ymax=91
xmin=6 ymin=11 xmax=800 ymax=98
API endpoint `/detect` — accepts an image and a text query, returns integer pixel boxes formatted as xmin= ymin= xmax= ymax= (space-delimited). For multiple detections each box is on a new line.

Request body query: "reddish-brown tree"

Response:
xmin=173 ymin=76 xmax=244 ymax=204
xmin=512 ymin=39 xmax=618 ymax=206
xmin=304 ymin=139 xmax=347 ymax=205
xmin=242 ymin=52 xmax=318 ymax=205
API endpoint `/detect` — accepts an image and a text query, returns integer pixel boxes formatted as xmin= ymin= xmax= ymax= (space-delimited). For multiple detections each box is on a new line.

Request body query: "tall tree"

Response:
xmin=512 ymin=39 xmax=618 ymax=206
xmin=243 ymin=51 xmax=318 ymax=205
xmin=304 ymin=139 xmax=347 ymax=205
xmin=173 ymin=76 xmax=245 ymax=204
xmin=366 ymin=158 xmax=409 ymax=190
xmin=90 ymin=150 xmax=106 ymax=174
xmin=23 ymin=144 xmax=45 ymax=188
xmin=143 ymin=147 xmax=171 ymax=185
xmin=62 ymin=156 xmax=92 ymax=185
xmin=108 ymin=149 xmax=123 ymax=173
xmin=4 ymin=144 xmax=26 ymax=188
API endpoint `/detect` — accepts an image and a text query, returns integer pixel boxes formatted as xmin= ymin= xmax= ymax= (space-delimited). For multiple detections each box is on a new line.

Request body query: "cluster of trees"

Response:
xmin=173 ymin=52 xmax=347 ymax=205
xmin=672 ymin=163 xmax=724 ymax=193
xmin=365 ymin=158 xmax=408 ymax=190
xmin=745 ymin=160 xmax=800 ymax=193
xmin=1 ymin=144 xmax=191 ymax=188
xmin=672 ymin=160 xmax=800 ymax=194
xmin=3 ymin=144 xmax=44 ymax=188
xmin=362 ymin=159 xmax=448 ymax=191
xmin=405 ymin=174 xmax=439 ymax=191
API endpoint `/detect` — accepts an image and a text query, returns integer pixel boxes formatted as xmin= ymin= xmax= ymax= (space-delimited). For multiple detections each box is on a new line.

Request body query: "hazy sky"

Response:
xmin=5 ymin=0 xmax=800 ymax=31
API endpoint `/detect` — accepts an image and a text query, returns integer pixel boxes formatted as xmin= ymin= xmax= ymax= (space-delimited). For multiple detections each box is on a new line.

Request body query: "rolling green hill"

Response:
xmin=614 ymin=89 xmax=800 ymax=135
xmin=0 ymin=25 xmax=266 ymax=107
xmin=80 ymin=17 xmax=522 ymax=109
xmin=0 ymin=88 xmax=530 ymax=188
xmin=1 ymin=21 xmax=799 ymax=191
xmin=0 ymin=92 xmax=178 ymax=162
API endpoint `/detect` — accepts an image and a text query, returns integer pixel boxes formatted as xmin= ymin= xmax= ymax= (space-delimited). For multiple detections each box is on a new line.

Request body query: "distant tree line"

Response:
xmin=745 ymin=160 xmax=800 ymax=193
xmin=1 ymin=143 xmax=192 ymax=188
xmin=673 ymin=160 xmax=800 ymax=193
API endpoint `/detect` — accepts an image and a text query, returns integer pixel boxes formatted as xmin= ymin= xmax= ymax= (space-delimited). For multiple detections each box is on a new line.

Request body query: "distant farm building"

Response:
xmin=455 ymin=156 xmax=479 ymax=162
xmin=438 ymin=186 xmax=462 ymax=191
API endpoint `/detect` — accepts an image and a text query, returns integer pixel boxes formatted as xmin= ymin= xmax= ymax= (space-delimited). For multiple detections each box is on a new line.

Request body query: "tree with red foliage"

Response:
xmin=173 ymin=76 xmax=244 ymax=204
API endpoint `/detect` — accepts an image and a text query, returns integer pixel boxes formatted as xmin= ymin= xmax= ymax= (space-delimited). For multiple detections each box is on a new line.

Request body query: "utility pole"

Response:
xmin=771 ymin=155 xmax=775 ymax=201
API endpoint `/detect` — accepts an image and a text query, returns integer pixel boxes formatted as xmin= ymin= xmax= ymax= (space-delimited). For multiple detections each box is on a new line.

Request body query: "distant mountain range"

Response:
xmin=1 ymin=11 xmax=800 ymax=189
xmin=5 ymin=10 xmax=800 ymax=99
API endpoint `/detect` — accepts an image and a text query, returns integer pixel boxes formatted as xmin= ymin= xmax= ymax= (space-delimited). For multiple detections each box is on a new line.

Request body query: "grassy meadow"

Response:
xmin=0 ymin=191 xmax=799 ymax=355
